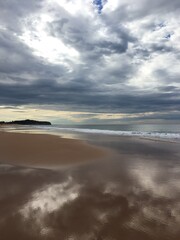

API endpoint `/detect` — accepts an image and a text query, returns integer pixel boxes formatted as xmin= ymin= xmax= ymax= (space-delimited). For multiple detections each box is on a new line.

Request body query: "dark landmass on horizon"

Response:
xmin=0 ymin=119 xmax=51 ymax=125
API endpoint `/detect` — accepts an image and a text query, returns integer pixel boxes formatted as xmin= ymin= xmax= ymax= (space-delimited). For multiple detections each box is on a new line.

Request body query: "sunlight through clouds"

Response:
xmin=19 ymin=13 xmax=79 ymax=67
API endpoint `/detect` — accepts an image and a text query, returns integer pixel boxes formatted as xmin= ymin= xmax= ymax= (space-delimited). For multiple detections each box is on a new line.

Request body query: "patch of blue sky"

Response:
xmin=93 ymin=0 xmax=107 ymax=14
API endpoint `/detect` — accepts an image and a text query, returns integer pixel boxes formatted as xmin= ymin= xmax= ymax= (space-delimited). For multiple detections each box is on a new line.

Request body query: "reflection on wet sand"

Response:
xmin=0 ymin=136 xmax=180 ymax=240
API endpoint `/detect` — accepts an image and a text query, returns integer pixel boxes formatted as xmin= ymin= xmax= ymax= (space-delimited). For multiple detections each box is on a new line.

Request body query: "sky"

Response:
xmin=0 ymin=0 xmax=180 ymax=124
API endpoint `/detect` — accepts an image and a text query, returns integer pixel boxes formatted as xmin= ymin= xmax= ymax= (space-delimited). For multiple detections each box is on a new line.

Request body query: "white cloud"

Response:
xmin=19 ymin=12 xmax=80 ymax=67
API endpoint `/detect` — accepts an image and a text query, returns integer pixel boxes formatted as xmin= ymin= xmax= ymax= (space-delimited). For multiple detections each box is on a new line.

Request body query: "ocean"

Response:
xmin=30 ymin=123 xmax=180 ymax=141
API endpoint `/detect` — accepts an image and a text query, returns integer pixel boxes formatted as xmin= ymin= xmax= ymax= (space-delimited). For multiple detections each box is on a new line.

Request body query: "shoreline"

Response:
xmin=1 ymin=124 xmax=180 ymax=144
xmin=0 ymin=130 xmax=109 ymax=168
xmin=0 ymin=126 xmax=179 ymax=169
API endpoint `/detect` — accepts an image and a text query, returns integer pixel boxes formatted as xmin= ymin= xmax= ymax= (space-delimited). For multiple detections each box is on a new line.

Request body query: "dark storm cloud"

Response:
xmin=0 ymin=0 xmax=179 ymax=122
xmin=0 ymin=78 xmax=179 ymax=115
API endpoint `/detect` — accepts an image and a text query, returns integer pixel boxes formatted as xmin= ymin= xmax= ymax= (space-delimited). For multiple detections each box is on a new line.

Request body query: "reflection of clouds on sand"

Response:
xmin=121 ymin=159 xmax=180 ymax=239
xmin=1 ymin=150 xmax=180 ymax=240
xmin=130 ymin=160 xmax=180 ymax=198
xmin=0 ymin=164 xmax=14 ymax=170
xmin=19 ymin=176 xmax=80 ymax=236
xmin=125 ymin=200 xmax=180 ymax=238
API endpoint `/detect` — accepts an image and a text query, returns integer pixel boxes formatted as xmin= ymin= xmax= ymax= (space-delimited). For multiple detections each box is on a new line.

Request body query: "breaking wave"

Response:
xmin=51 ymin=127 xmax=180 ymax=140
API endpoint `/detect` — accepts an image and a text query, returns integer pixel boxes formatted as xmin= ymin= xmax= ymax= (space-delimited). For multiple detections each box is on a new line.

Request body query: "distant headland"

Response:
xmin=0 ymin=119 xmax=51 ymax=126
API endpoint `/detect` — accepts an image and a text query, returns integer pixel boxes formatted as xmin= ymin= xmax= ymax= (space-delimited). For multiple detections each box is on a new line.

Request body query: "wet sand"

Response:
xmin=0 ymin=131 xmax=108 ymax=167
xmin=0 ymin=130 xmax=180 ymax=240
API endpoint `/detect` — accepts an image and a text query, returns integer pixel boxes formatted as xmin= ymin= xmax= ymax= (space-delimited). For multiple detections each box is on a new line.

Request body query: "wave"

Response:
xmin=50 ymin=127 xmax=180 ymax=140
xmin=11 ymin=125 xmax=180 ymax=141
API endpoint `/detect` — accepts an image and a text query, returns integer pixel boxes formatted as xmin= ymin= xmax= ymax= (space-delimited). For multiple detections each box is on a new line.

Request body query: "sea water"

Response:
xmin=7 ymin=123 xmax=180 ymax=140
xmin=35 ymin=123 xmax=180 ymax=140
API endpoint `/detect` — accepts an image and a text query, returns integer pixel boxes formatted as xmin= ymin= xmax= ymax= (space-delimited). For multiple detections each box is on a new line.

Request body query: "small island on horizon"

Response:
xmin=0 ymin=119 xmax=51 ymax=126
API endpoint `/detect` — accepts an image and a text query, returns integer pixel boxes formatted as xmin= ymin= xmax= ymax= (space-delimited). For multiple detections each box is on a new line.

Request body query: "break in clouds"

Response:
xmin=0 ymin=0 xmax=180 ymax=123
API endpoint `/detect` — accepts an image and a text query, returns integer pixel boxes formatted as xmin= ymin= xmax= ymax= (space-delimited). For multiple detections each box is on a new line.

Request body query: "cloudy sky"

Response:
xmin=0 ymin=0 xmax=180 ymax=124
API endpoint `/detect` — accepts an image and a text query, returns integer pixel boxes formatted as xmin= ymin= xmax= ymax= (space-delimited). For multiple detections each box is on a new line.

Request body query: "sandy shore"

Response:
xmin=0 ymin=130 xmax=180 ymax=240
xmin=0 ymin=130 xmax=108 ymax=167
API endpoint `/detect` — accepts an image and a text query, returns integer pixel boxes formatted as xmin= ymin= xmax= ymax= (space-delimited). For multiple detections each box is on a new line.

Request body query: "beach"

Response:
xmin=0 ymin=130 xmax=108 ymax=167
xmin=0 ymin=128 xmax=180 ymax=240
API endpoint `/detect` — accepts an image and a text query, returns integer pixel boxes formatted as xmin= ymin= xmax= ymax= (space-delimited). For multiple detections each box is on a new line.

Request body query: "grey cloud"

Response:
xmin=48 ymin=13 xmax=135 ymax=59
xmin=104 ymin=0 xmax=180 ymax=23
xmin=157 ymin=85 xmax=180 ymax=92
xmin=150 ymin=43 xmax=173 ymax=53
xmin=0 ymin=78 xmax=179 ymax=116
xmin=0 ymin=0 xmax=179 ymax=122
xmin=141 ymin=0 xmax=180 ymax=14
xmin=0 ymin=30 xmax=39 ymax=74
xmin=0 ymin=29 xmax=67 ymax=85
xmin=0 ymin=0 xmax=44 ymax=33
xmin=153 ymin=68 xmax=180 ymax=84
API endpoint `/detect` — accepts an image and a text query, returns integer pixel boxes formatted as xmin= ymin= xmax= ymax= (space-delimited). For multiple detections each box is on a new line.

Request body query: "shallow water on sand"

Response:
xmin=0 ymin=135 xmax=180 ymax=240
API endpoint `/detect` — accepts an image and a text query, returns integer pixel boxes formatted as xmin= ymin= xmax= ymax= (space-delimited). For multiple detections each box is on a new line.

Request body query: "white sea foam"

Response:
xmin=49 ymin=127 xmax=179 ymax=140
xmin=11 ymin=125 xmax=180 ymax=141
